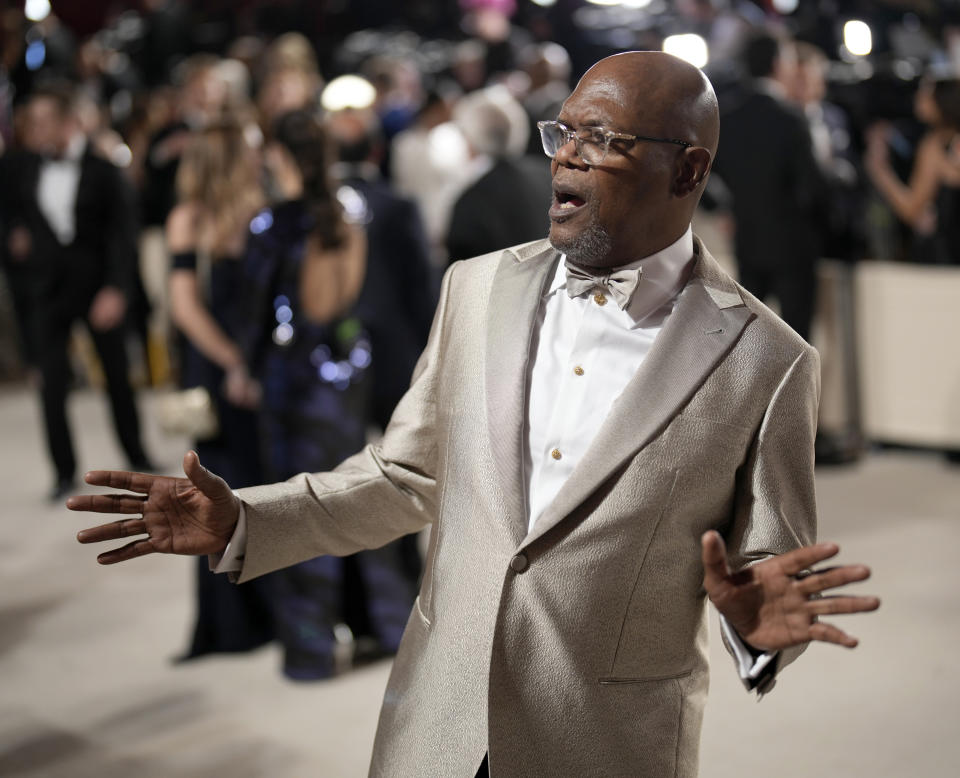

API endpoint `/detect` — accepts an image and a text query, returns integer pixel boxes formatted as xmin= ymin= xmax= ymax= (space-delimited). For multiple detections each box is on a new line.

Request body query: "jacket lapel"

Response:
xmin=520 ymin=239 xmax=755 ymax=548
xmin=485 ymin=239 xmax=560 ymax=543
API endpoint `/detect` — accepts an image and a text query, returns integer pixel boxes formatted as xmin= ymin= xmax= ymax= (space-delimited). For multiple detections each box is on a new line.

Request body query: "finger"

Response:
xmin=701 ymin=530 xmax=732 ymax=590
xmin=77 ymin=518 xmax=146 ymax=544
xmin=808 ymin=621 xmax=859 ymax=648
xmin=83 ymin=469 xmax=154 ymax=493
xmin=96 ymin=539 xmax=156 ymax=565
xmin=776 ymin=542 xmax=841 ymax=576
xmin=182 ymin=450 xmax=229 ymax=500
xmin=66 ymin=493 xmax=147 ymax=514
xmin=808 ymin=595 xmax=881 ymax=616
xmin=797 ymin=564 xmax=871 ymax=595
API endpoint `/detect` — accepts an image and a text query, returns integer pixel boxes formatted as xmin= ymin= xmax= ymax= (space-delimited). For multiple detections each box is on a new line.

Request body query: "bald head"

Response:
xmin=581 ymin=51 xmax=719 ymax=157
xmin=548 ymin=51 xmax=719 ymax=267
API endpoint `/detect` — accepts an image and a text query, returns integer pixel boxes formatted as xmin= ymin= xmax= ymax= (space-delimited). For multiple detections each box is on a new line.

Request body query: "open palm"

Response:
xmin=701 ymin=530 xmax=880 ymax=652
xmin=67 ymin=451 xmax=240 ymax=564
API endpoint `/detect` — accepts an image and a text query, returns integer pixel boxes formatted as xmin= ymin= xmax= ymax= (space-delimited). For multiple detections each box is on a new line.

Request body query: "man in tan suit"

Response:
xmin=70 ymin=52 xmax=879 ymax=777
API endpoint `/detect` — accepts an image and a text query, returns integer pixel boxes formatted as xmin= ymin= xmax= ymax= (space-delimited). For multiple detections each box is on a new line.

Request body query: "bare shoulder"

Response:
xmin=165 ymin=202 xmax=202 ymax=252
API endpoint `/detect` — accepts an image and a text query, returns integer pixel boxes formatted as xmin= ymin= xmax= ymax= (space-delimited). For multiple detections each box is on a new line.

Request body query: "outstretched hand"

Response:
xmin=701 ymin=530 xmax=880 ymax=652
xmin=67 ymin=451 xmax=240 ymax=565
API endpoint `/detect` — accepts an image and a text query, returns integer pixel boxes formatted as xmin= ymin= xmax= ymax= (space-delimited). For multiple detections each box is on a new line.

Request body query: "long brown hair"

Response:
xmin=176 ymin=120 xmax=264 ymax=256
xmin=270 ymin=109 xmax=347 ymax=250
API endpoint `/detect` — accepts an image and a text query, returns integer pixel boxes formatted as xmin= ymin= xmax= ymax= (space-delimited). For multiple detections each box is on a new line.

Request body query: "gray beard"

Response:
xmin=549 ymin=222 xmax=613 ymax=269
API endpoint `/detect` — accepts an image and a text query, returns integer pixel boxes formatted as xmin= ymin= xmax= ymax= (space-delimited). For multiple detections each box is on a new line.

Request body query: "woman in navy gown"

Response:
xmin=243 ymin=110 xmax=417 ymax=679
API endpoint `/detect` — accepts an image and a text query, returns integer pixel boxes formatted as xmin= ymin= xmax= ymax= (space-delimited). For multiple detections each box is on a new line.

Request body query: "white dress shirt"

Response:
xmin=525 ymin=227 xmax=695 ymax=532
xmin=37 ymin=133 xmax=86 ymax=246
xmin=215 ymin=225 xmax=776 ymax=687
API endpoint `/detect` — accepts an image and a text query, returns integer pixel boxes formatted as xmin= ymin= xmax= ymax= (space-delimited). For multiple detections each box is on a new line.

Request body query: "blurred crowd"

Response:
xmin=2 ymin=0 xmax=960 ymax=675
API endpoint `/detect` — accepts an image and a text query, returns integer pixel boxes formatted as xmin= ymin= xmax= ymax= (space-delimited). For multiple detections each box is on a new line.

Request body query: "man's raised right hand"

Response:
xmin=67 ymin=451 xmax=240 ymax=564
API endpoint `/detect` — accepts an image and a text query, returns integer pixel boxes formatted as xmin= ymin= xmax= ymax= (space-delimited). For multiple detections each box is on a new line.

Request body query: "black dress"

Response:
xmin=170 ymin=250 xmax=276 ymax=659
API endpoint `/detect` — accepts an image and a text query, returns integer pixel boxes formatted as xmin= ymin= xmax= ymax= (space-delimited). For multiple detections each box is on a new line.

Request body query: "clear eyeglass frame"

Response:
xmin=537 ymin=120 xmax=692 ymax=166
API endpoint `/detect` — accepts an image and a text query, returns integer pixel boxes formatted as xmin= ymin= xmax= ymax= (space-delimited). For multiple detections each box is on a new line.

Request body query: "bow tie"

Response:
xmin=564 ymin=261 xmax=643 ymax=310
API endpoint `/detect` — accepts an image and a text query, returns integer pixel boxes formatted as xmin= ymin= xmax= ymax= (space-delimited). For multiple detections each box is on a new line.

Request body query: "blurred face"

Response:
xmin=548 ymin=67 xmax=681 ymax=269
xmin=182 ymin=69 xmax=226 ymax=121
xmin=772 ymin=44 xmax=799 ymax=91
xmin=258 ymin=69 xmax=314 ymax=122
xmin=24 ymin=97 xmax=66 ymax=155
xmin=794 ymin=60 xmax=826 ymax=106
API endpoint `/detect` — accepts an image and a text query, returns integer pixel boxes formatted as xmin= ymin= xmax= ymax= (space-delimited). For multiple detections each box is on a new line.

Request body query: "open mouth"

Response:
xmin=550 ymin=188 xmax=588 ymax=221
xmin=556 ymin=191 xmax=586 ymax=209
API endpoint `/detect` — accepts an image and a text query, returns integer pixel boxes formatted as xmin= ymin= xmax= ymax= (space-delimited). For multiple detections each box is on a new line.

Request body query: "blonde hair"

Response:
xmin=176 ymin=121 xmax=263 ymax=256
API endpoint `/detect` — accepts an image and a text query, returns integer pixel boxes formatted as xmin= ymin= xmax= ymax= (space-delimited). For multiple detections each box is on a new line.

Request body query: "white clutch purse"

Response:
xmin=157 ymin=387 xmax=219 ymax=441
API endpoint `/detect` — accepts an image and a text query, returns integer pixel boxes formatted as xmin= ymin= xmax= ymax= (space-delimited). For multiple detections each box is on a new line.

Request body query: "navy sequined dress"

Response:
xmin=244 ymin=199 xmax=416 ymax=679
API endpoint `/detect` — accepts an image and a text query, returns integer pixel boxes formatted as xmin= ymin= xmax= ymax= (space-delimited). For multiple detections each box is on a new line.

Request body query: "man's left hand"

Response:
xmin=88 ymin=286 xmax=127 ymax=331
xmin=701 ymin=530 xmax=880 ymax=652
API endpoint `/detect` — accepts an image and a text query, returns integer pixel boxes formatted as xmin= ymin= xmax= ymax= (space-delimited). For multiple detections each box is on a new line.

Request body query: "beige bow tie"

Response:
xmin=564 ymin=261 xmax=643 ymax=310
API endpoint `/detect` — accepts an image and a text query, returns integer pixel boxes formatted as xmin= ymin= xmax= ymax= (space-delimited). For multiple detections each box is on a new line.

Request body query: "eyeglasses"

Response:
xmin=537 ymin=120 xmax=692 ymax=166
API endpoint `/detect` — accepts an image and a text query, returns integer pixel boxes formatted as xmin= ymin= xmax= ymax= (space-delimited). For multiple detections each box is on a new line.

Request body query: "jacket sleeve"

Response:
xmin=102 ymin=161 xmax=139 ymax=294
xmin=722 ymin=343 xmax=821 ymax=686
xmin=234 ymin=260 xmax=457 ymax=583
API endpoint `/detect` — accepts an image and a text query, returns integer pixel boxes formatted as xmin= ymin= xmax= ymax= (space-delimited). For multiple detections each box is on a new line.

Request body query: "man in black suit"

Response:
xmin=712 ymin=33 xmax=826 ymax=341
xmin=445 ymin=87 xmax=553 ymax=263
xmin=4 ymin=84 xmax=152 ymax=498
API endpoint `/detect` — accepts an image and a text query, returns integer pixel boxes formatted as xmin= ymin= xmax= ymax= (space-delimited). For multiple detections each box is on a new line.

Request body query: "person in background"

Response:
xmin=445 ymin=85 xmax=552 ymax=262
xmin=712 ymin=32 xmax=825 ymax=341
xmin=1 ymin=83 xmax=153 ymax=500
xmin=243 ymin=109 xmax=417 ymax=678
xmin=519 ymin=42 xmax=572 ymax=156
xmin=166 ymin=118 xmax=275 ymax=660
xmin=866 ymin=75 xmax=960 ymax=266
xmin=141 ymin=55 xmax=226 ymax=233
xmin=390 ymin=88 xmax=472 ymax=268
xmin=789 ymin=41 xmax=866 ymax=264
xmin=325 ymin=97 xmax=437 ymax=432
xmin=255 ymin=32 xmax=322 ymax=136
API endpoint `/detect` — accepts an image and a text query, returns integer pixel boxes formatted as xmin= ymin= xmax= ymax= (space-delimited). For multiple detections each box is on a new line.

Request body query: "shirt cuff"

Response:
xmin=720 ymin=615 xmax=779 ymax=694
xmin=208 ymin=494 xmax=247 ymax=578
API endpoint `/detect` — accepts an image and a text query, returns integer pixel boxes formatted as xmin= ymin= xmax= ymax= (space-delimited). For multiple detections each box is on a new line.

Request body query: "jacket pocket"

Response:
xmin=598 ymin=668 xmax=692 ymax=685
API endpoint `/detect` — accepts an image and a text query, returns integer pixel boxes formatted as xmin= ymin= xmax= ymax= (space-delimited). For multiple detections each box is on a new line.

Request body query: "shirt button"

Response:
xmin=573 ymin=365 xmax=584 ymax=376
xmin=510 ymin=553 xmax=529 ymax=573
xmin=593 ymin=292 xmax=608 ymax=306
xmin=551 ymin=448 xmax=562 ymax=460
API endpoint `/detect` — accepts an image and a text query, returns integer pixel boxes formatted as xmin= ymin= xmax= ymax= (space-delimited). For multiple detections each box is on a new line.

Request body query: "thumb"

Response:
xmin=183 ymin=450 xmax=231 ymax=501
xmin=701 ymin=530 xmax=732 ymax=592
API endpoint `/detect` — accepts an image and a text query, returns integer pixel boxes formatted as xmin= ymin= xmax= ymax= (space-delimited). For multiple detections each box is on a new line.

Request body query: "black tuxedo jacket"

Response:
xmin=445 ymin=155 xmax=553 ymax=263
xmin=712 ymin=87 xmax=826 ymax=273
xmin=2 ymin=147 xmax=138 ymax=322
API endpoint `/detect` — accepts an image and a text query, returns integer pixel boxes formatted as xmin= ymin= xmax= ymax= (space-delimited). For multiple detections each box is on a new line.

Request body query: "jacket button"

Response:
xmin=510 ymin=553 xmax=529 ymax=573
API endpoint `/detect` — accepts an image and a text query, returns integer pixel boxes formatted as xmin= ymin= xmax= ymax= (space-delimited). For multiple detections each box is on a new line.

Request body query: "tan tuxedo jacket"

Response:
xmin=237 ymin=237 xmax=819 ymax=778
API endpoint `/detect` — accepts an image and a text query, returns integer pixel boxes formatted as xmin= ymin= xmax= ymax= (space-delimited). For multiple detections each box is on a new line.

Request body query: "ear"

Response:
xmin=672 ymin=146 xmax=713 ymax=198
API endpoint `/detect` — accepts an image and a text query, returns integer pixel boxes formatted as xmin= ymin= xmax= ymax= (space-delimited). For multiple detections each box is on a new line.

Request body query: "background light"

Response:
xmin=771 ymin=0 xmax=799 ymax=13
xmin=843 ymin=20 xmax=873 ymax=57
xmin=530 ymin=0 xmax=557 ymax=6
xmin=24 ymin=41 xmax=46 ymax=71
xmin=24 ymin=0 xmax=51 ymax=23
xmin=321 ymin=75 xmax=377 ymax=112
xmin=662 ymin=34 xmax=709 ymax=69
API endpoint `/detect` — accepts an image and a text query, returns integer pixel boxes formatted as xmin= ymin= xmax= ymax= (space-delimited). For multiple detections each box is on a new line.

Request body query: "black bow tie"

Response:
xmin=564 ymin=261 xmax=643 ymax=310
